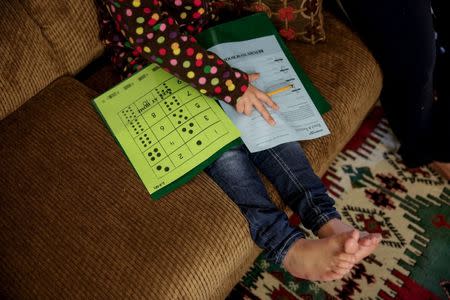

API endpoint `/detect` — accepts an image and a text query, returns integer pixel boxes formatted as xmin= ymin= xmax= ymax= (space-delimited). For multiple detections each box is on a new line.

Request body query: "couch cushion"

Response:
xmin=0 ymin=77 xmax=257 ymax=299
xmin=20 ymin=0 xmax=104 ymax=75
xmin=288 ymin=12 xmax=382 ymax=176
xmin=0 ymin=0 xmax=64 ymax=120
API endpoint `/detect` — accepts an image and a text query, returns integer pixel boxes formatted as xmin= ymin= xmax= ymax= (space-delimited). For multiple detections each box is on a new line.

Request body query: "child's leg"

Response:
xmin=205 ymin=144 xmax=364 ymax=281
xmin=247 ymin=142 xmax=381 ymax=264
xmin=204 ymin=144 xmax=304 ymax=264
xmin=248 ymin=142 xmax=340 ymax=234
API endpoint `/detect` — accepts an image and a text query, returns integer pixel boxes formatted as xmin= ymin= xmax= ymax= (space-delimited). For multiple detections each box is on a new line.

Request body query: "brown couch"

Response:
xmin=0 ymin=1 xmax=382 ymax=299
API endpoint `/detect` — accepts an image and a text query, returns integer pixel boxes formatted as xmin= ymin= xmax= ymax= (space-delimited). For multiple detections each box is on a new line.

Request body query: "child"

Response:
xmin=97 ymin=0 xmax=381 ymax=281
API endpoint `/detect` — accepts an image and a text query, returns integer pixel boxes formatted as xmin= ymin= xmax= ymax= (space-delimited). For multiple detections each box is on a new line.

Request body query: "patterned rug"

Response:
xmin=227 ymin=107 xmax=450 ymax=300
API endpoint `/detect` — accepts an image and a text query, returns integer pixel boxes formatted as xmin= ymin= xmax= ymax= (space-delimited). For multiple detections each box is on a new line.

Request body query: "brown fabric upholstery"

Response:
xmin=0 ymin=0 xmax=64 ymax=121
xmin=20 ymin=0 xmax=104 ymax=75
xmin=0 ymin=77 xmax=258 ymax=299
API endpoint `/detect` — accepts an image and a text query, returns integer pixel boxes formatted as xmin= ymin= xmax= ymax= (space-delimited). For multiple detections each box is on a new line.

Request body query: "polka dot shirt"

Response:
xmin=97 ymin=0 xmax=249 ymax=106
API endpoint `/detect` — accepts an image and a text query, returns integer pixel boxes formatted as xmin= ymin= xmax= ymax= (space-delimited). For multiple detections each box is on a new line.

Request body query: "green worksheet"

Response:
xmin=93 ymin=64 xmax=241 ymax=200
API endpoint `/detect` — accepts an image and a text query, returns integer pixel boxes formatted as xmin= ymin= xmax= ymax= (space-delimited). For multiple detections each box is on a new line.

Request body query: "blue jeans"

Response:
xmin=204 ymin=142 xmax=340 ymax=264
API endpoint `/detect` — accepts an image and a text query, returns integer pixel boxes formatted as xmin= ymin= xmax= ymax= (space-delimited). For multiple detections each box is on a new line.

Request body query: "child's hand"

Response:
xmin=236 ymin=73 xmax=280 ymax=126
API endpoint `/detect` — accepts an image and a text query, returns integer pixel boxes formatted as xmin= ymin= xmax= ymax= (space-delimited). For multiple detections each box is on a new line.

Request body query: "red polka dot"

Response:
xmin=187 ymin=25 xmax=195 ymax=32
xmin=214 ymin=86 xmax=222 ymax=94
xmin=148 ymin=18 xmax=157 ymax=26
xmin=189 ymin=36 xmax=197 ymax=42
xmin=195 ymin=59 xmax=203 ymax=67
xmin=116 ymin=14 xmax=122 ymax=22
xmin=193 ymin=12 xmax=201 ymax=19
xmin=143 ymin=7 xmax=151 ymax=14
xmin=159 ymin=48 xmax=167 ymax=56
xmin=194 ymin=0 xmax=202 ymax=6
xmin=241 ymin=85 xmax=248 ymax=93
xmin=186 ymin=48 xmax=195 ymax=56
xmin=167 ymin=17 xmax=174 ymax=25
xmin=217 ymin=59 xmax=224 ymax=65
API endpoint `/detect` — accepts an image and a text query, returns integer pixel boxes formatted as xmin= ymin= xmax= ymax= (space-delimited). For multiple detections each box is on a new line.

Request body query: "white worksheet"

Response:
xmin=209 ymin=35 xmax=330 ymax=152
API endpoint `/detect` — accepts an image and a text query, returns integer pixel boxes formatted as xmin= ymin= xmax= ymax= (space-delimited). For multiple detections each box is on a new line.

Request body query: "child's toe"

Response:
xmin=337 ymin=261 xmax=353 ymax=270
xmin=343 ymin=230 xmax=359 ymax=254
xmin=337 ymin=253 xmax=356 ymax=264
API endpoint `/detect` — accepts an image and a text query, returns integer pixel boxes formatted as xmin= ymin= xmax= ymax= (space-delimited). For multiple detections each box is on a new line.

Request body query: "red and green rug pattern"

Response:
xmin=227 ymin=107 xmax=450 ymax=300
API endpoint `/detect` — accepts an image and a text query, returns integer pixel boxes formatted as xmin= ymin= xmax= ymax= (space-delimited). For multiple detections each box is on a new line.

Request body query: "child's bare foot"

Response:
xmin=356 ymin=231 xmax=382 ymax=262
xmin=282 ymin=230 xmax=359 ymax=281
xmin=318 ymin=218 xmax=382 ymax=263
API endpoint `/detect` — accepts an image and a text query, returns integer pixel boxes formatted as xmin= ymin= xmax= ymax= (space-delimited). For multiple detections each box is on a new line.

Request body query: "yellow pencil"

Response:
xmin=267 ymin=84 xmax=294 ymax=96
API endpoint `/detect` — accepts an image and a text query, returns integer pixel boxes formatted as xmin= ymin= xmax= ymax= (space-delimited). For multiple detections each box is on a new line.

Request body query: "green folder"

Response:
xmin=197 ymin=12 xmax=331 ymax=114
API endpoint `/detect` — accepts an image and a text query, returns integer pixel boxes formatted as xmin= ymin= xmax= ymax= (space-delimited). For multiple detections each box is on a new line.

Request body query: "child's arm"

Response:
xmin=102 ymin=0 xmax=249 ymax=107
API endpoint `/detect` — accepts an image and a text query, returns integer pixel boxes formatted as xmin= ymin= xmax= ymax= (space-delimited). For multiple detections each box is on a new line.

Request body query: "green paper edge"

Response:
xmin=196 ymin=13 xmax=331 ymax=114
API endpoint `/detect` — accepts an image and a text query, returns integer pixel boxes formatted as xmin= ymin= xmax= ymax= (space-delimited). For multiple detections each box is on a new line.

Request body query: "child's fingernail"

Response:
xmin=270 ymin=120 xmax=276 ymax=126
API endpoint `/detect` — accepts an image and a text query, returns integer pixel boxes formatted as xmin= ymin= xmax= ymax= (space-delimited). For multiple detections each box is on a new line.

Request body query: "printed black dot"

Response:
xmin=144 ymin=133 xmax=147 ymax=136
xmin=151 ymin=157 xmax=155 ymax=161
xmin=169 ymin=108 xmax=172 ymax=111
xmin=156 ymin=166 xmax=162 ymax=170
xmin=179 ymin=115 xmax=182 ymax=118
xmin=156 ymin=153 xmax=161 ymax=157
xmin=196 ymin=140 xmax=202 ymax=145
xmin=164 ymin=101 xmax=167 ymax=104
xmin=178 ymin=121 xmax=181 ymax=124
xmin=170 ymin=102 xmax=173 ymax=105
xmin=164 ymin=167 xmax=170 ymax=172
xmin=173 ymin=113 xmax=176 ymax=117
xmin=189 ymin=122 xmax=194 ymax=127
xmin=154 ymin=148 xmax=158 ymax=152
xmin=182 ymin=128 xmax=186 ymax=132
xmin=188 ymin=130 xmax=193 ymax=134
xmin=148 ymin=152 xmax=152 ymax=157
xmin=143 ymin=144 xmax=147 ymax=147
xmin=180 ymin=109 xmax=183 ymax=112
xmin=139 ymin=137 xmax=143 ymax=140
xmin=184 ymin=116 xmax=188 ymax=120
